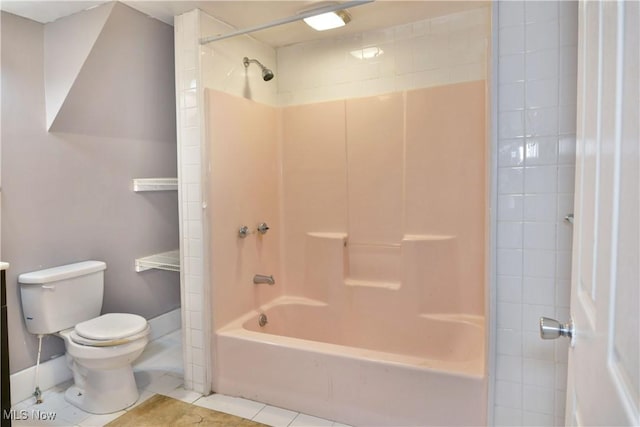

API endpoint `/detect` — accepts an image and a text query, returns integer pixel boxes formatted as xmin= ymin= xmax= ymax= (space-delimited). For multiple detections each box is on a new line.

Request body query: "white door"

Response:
xmin=564 ymin=1 xmax=639 ymax=425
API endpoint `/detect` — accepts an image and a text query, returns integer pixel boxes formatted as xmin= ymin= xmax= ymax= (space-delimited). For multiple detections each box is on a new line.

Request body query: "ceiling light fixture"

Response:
xmin=303 ymin=9 xmax=351 ymax=31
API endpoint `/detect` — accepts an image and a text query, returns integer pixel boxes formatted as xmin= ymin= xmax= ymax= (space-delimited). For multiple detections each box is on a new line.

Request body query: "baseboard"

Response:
xmin=148 ymin=308 xmax=181 ymax=341
xmin=10 ymin=308 xmax=182 ymax=406
xmin=10 ymin=354 xmax=71 ymax=406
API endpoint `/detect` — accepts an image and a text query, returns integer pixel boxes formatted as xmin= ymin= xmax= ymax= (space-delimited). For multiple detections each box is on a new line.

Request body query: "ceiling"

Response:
xmin=1 ymin=1 xmax=488 ymax=47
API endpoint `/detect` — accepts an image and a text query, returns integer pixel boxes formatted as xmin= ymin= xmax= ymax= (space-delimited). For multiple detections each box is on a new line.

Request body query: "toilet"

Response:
xmin=18 ymin=261 xmax=150 ymax=414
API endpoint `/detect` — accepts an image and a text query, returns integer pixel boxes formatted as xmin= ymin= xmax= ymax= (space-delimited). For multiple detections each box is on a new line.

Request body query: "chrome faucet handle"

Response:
xmin=257 ymin=222 xmax=269 ymax=235
xmin=238 ymin=226 xmax=250 ymax=238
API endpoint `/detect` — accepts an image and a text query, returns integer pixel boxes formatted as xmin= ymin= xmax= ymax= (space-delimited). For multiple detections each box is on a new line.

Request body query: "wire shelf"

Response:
xmin=135 ymin=250 xmax=180 ymax=273
xmin=132 ymin=178 xmax=178 ymax=192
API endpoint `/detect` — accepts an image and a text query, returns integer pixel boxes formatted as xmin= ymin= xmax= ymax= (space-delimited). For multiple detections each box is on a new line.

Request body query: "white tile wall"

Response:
xmin=277 ymin=6 xmax=490 ymax=106
xmin=495 ymin=1 xmax=577 ymax=426
xmin=199 ymin=14 xmax=278 ymax=105
xmin=174 ymin=9 xmax=210 ymax=395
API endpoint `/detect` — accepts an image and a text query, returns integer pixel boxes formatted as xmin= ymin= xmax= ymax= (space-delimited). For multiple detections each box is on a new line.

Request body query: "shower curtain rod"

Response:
xmin=199 ymin=0 xmax=375 ymax=45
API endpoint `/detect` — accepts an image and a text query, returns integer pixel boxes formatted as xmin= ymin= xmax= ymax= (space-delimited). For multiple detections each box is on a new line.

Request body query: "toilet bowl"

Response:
xmin=58 ymin=313 xmax=150 ymax=414
xmin=18 ymin=261 xmax=152 ymax=414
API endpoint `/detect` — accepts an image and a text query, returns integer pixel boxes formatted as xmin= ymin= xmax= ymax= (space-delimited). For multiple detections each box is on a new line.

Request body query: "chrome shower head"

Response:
xmin=243 ymin=57 xmax=275 ymax=82
xmin=262 ymin=68 xmax=274 ymax=81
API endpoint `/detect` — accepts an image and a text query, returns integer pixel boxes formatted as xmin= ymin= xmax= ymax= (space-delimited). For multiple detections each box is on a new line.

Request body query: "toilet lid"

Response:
xmin=75 ymin=313 xmax=148 ymax=340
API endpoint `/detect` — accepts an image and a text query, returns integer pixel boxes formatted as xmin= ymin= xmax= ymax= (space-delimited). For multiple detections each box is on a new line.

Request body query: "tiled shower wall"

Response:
xmin=277 ymin=6 xmax=490 ymax=106
xmin=199 ymin=13 xmax=277 ymax=105
xmin=495 ymin=1 xmax=578 ymax=425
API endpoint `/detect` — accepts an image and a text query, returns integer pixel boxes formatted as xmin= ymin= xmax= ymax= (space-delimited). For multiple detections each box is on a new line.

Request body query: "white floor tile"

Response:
xmin=133 ymin=369 xmax=163 ymax=390
xmin=78 ymin=410 xmax=126 ymax=426
xmin=12 ymin=415 xmax=70 ymax=426
xmin=290 ymin=413 xmax=334 ymax=427
xmin=53 ymin=379 xmax=74 ymax=393
xmin=163 ymin=386 xmax=202 ymax=403
xmin=252 ymin=405 xmax=299 ymax=427
xmin=332 ymin=422 xmax=352 ymax=427
xmin=135 ymin=371 xmax=182 ymax=395
xmin=148 ymin=372 xmax=182 ymax=395
xmin=27 ymin=389 xmax=68 ymax=414
xmin=161 ymin=329 xmax=182 ymax=344
xmin=10 ymin=401 xmax=70 ymax=426
xmin=11 ymin=400 xmax=31 ymax=412
xmin=194 ymin=393 xmax=265 ymax=420
xmin=55 ymin=403 xmax=92 ymax=424
xmin=127 ymin=390 xmax=155 ymax=411
xmin=134 ymin=329 xmax=183 ymax=376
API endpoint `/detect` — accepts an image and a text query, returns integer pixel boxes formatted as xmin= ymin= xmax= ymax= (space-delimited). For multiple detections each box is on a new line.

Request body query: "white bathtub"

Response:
xmin=214 ymin=296 xmax=486 ymax=426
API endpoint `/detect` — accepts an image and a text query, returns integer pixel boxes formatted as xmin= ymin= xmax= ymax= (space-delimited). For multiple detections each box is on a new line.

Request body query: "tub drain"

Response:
xmin=258 ymin=313 xmax=268 ymax=327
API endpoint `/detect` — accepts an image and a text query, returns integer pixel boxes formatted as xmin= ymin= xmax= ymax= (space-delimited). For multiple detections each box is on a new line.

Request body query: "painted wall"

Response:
xmin=1 ymin=5 xmax=179 ymax=373
xmin=494 ymin=1 xmax=578 ymax=425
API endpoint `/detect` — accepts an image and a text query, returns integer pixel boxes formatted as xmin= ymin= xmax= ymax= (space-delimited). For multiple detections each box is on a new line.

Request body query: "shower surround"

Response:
xmin=207 ymin=82 xmax=487 ymax=425
xmin=174 ymin=5 xmax=490 ymax=424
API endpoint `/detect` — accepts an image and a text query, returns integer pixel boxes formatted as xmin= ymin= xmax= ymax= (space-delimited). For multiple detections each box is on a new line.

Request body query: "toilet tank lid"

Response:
xmin=19 ymin=261 xmax=106 ymax=284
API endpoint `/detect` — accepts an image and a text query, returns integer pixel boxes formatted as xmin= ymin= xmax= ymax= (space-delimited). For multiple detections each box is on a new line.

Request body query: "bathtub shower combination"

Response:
xmin=203 ymin=78 xmax=488 ymax=426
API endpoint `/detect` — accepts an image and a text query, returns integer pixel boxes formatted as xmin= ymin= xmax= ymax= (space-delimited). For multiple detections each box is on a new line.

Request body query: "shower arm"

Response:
xmin=199 ymin=0 xmax=374 ymax=45
xmin=243 ymin=57 xmax=266 ymax=71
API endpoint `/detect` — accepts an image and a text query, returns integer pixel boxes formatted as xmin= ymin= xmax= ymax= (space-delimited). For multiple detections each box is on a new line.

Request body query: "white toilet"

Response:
xmin=19 ymin=261 xmax=150 ymax=414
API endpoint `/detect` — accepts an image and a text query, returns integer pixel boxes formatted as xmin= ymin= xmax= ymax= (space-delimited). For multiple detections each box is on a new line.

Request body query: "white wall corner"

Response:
xmin=44 ymin=2 xmax=114 ymax=130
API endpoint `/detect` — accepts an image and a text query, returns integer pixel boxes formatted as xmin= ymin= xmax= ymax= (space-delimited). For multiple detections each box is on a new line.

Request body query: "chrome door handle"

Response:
xmin=539 ymin=317 xmax=574 ymax=339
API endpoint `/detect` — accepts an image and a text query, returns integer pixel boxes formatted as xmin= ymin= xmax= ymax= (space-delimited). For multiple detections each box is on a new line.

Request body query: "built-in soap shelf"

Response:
xmin=132 ymin=178 xmax=178 ymax=192
xmin=135 ymin=250 xmax=180 ymax=273
xmin=344 ymin=278 xmax=401 ymax=290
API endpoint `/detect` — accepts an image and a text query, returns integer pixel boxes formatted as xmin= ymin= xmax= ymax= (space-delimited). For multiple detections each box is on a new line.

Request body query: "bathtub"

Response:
xmin=214 ymin=296 xmax=486 ymax=426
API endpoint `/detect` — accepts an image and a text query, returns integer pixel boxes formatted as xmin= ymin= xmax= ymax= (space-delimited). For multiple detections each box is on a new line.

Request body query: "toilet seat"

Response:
xmin=70 ymin=313 xmax=149 ymax=347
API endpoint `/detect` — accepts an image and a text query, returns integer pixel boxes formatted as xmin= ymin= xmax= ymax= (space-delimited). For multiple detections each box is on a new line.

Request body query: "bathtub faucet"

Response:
xmin=253 ymin=274 xmax=275 ymax=285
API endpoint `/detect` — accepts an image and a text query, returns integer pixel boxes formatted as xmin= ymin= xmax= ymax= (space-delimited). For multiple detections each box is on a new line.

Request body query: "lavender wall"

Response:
xmin=1 ymin=6 xmax=180 ymax=373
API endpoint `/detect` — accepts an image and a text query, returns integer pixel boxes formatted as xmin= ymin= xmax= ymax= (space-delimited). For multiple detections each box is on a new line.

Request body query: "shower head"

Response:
xmin=243 ymin=57 xmax=275 ymax=82
xmin=262 ymin=68 xmax=275 ymax=82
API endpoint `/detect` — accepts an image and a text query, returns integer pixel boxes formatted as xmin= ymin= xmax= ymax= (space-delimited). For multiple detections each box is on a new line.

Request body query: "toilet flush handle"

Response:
xmin=41 ymin=285 xmax=56 ymax=291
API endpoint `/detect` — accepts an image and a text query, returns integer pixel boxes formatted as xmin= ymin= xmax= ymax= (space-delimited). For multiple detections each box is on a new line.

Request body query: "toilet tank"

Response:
xmin=18 ymin=261 xmax=106 ymax=335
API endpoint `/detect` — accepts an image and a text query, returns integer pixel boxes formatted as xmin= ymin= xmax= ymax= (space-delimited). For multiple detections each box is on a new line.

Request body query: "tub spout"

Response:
xmin=253 ymin=274 xmax=275 ymax=285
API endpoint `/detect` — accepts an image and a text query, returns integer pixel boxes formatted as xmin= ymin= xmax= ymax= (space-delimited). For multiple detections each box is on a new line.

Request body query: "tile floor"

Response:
xmin=10 ymin=329 xmax=350 ymax=427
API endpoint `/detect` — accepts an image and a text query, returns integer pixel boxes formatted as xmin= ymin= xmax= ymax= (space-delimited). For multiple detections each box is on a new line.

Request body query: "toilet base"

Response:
xmin=65 ymin=365 xmax=139 ymax=414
